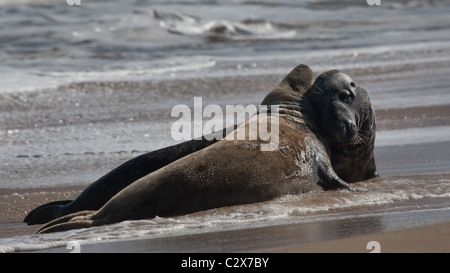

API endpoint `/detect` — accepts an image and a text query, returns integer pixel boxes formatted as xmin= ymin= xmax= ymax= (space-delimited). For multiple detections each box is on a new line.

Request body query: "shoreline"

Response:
xmin=28 ymin=194 xmax=450 ymax=253
xmin=1 ymin=173 xmax=449 ymax=252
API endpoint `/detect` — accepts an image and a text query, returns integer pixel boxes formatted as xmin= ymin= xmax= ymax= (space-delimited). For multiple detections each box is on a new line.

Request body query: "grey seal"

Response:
xmin=37 ymin=65 xmax=359 ymax=234
xmin=29 ymin=66 xmax=379 ymax=233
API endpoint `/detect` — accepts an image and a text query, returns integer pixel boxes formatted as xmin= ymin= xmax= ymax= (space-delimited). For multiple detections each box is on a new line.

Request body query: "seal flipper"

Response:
xmin=36 ymin=210 xmax=96 ymax=234
xmin=315 ymin=161 xmax=351 ymax=191
xmin=24 ymin=200 xmax=72 ymax=225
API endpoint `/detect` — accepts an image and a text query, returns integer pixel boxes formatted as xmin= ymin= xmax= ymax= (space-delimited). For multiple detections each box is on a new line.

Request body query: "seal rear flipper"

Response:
xmin=24 ymin=200 xmax=73 ymax=225
xmin=36 ymin=210 xmax=96 ymax=234
xmin=37 ymin=220 xmax=95 ymax=234
xmin=315 ymin=162 xmax=351 ymax=191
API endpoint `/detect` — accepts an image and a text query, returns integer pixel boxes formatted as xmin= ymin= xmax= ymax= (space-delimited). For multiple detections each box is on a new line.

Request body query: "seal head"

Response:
xmin=308 ymin=70 xmax=378 ymax=182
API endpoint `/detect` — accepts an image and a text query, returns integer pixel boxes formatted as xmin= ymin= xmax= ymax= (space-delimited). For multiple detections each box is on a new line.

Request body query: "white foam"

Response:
xmin=0 ymin=67 xmax=66 ymax=94
xmin=0 ymin=56 xmax=216 ymax=94
xmin=159 ymin=17 xmax=296 ymax=40
xmin=37 ymin=57 xmax=216 ymax=81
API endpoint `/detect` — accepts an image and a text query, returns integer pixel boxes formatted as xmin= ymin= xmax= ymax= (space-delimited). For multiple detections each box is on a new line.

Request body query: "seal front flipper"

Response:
xmin=24 ymin=200 xmax=72 ymax=225
xmin=315 ymin=161 xmax=351 ymax=191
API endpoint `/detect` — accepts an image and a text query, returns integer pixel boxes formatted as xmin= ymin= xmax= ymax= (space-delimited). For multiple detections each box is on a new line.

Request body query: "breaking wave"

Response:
xmin=153 ymin=10 xmax=296 ymax=41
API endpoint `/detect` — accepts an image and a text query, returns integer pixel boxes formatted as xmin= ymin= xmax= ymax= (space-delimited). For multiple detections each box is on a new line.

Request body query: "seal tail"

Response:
xmin=24 ymin=200 xmax=73 ymax=225
xmin=36 ymin=210 xmax=96 ymax=234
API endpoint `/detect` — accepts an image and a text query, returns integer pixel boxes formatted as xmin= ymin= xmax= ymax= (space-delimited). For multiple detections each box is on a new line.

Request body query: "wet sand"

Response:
xmin=0 ymin=186 xmax=83 ymax=238
xmin=279 ymin=221 xmax=450 ymax=253
xmin=26 ymin=192 xmax=450 ymax=253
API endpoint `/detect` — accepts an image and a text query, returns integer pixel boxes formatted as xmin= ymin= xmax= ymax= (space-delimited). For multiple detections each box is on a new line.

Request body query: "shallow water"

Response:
xmin=2 ymin=174 xmax=450 ymax=253
xmin=0 ymin=0 xmax=450 ymax=252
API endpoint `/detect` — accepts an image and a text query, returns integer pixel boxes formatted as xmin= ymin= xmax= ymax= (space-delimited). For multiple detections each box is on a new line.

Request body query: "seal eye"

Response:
xmin=350 ymin=82 xmax=356 ymax=87
xmin=339 ymin=90 xmax=352 ymax=102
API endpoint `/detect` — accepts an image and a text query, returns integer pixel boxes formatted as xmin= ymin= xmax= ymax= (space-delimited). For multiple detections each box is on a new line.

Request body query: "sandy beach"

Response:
xmin=280 ymin=221 xmax=450 ymax=253
xmin=13 ymin=185 xmax=450 ymax=253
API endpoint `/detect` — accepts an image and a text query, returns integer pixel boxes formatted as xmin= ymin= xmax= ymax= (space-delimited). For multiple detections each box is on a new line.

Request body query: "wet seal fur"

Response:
xmin=24 ymin=64 xmax=314 ymax=225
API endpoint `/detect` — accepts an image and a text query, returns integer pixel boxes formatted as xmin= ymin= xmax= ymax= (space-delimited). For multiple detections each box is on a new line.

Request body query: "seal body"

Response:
xmin=24 ymin=64 xmax=314 ymax=225
xmin=37 ymin=108 xmax=349 ymax=234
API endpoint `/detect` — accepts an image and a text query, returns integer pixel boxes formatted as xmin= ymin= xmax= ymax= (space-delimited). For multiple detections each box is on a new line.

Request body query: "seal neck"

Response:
xmin=329 ymin=136 xmax=377 ymax=182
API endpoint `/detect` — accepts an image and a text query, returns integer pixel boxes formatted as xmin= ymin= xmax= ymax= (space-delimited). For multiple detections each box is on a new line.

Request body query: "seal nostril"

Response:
xmin=345 ymin=120 xmax=357 ymax=139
